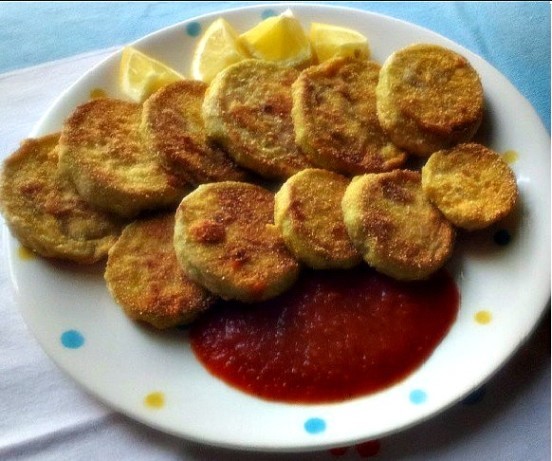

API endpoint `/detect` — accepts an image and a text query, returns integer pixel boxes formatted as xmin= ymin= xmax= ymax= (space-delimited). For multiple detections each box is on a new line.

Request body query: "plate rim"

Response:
xmin=8 ymin=2 xmax=551 ymax=452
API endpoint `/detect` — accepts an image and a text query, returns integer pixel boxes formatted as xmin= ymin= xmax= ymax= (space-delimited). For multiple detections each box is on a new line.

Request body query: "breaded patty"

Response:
xmin=141 ymin=80 xmax=248 ymax=185
xmin=376 ymin=44 xmax=484 ymax=156
xmin=292 ymin=57 xmax=406 ymax=175
xmin=202 ymin=59 xmax=312 ymax=180
xmin=421 ymin=143 xmax=518 ymax=230
xmin=342 ymin=170 xmax=455 ymax=280
xmin=105 ymin=213 xmax=215 ymax=329
xmin=58 ymin=98 xmax=189 ymax=217
xmin=274 ymin=168 xmax=361 ymax=269
xmin=174 ymin=181 xmax=300 ymax=302
xmin=0 ymin=134 xmax=124 ymax=263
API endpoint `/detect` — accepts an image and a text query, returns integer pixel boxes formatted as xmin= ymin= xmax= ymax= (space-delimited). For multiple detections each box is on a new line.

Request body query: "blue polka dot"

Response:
xmin=261 ymin=9 xmax=277 ymax=20
xmin=304 ymin=417 xmax=326 ymax=434
xmin=409 ymin=389 xmax=427 ymax=404
xmin=61 ymin=329 xmax=85 ymax=349
xmin=186 ymin=22 xmax=201 ymax=37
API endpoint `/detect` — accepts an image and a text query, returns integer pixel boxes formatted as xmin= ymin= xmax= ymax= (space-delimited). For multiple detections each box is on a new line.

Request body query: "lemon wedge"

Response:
xmin=239 ymin=14 xmax=313 ymax=68
xmin=191 ymin=18 xmax=250 ymax=83
xmin=119 ymin=47 xmax=184 ymax=102
xmin=309 ymin=22 xmax=370 ymax=62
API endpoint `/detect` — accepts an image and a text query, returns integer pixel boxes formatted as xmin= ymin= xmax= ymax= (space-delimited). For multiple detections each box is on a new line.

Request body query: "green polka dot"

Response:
xmin=186 ymin=22 xmax=201 ymax=37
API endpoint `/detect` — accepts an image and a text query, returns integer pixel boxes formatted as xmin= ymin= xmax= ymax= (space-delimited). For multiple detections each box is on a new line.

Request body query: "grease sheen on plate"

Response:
xmin=6 ymin=3 xmax=550 ymax=452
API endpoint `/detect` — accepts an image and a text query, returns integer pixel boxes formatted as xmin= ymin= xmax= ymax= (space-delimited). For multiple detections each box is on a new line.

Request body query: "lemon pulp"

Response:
xmin=309 ymin=22 xmax=370 ymax=62
xmin=191 ymin=18 xmax=250 ymax=83
xmin=239 ymin=15 xmax=313 ymax=68
xmin=119 ymin=47 xmax=184 ymax=102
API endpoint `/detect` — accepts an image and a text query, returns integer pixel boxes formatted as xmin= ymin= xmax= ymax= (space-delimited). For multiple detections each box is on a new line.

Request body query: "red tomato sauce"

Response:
xmin=190 ymin=267 xmax=459 ymax=403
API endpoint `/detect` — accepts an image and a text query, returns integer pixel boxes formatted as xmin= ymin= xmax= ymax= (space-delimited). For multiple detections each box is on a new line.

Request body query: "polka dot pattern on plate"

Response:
xmin=60 ymin=329 xmax=85 ymax=349
xmin=144 ymin=391 xmax=165 ymax=409
xmin=475 ymin=310 xmax=493 ymax=325
xmin=409 ymin=389 xmax=427 ymax=404
xmin=6 ymin=2 xmax=546 ymax=452
xmin=304 ymin=417 xmax=326 ymax=434
xmin=52 ymin=267 xmax=491 ymax=441
xmin=186 ymin=21 xmax=201 ymax=37
xmin=89 ymin=88 xmax=107 ymax=99
xmin=502 ymin=149 xmax=519 ymax=165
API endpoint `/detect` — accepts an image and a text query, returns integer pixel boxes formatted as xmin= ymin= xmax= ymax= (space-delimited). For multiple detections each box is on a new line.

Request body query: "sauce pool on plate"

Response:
xmin=190 ymin=267 xmax=459 ymax=403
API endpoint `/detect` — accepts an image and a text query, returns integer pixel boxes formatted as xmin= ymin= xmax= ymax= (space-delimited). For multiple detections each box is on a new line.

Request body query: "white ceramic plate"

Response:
xmin=5 ymin=3 xmax=550 ymax=452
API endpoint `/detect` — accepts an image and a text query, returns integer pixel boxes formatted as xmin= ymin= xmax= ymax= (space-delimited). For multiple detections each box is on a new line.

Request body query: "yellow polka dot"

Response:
xmin=144 ymin=391 xmax=165 ymax=409
xmin=89 ymin=88 xmax=107 ymax=99
xmin=501 ymin=150 xmax=518 ymax=165
xmin=475 ymin=310 xmax=492 ymax=325
xmin=18 ymin=246 xmax=36 ymax=260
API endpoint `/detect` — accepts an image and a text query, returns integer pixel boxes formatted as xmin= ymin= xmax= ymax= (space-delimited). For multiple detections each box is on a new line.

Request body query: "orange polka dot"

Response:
xmin=474 ymin=310 xmax=492 ymax=325
xmin=501 ymin=150 xmax=518 ymax=165
xmin=89 ymin=88 xmax=107 ymax=99
xmin=144 ymin=391 xmax=165 ymax=409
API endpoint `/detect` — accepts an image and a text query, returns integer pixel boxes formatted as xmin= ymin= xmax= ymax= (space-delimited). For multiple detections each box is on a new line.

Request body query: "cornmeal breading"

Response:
xmin=274 ymin=168 xmax=361 ymax=269
xmin=174 ymin=181 xmax=300 ymax=302
xmin=58 ymin=98 xmax=189 ymax=218
xmin=0 ymin=134 xmax=124 ymax=263
xmin=141 ymin=80 xmax=248 ymax=185
xmin=292 ymin=57 xmax=406 ymax=175
xmin=202 ymin=59 xmax=313 ymax=179
xmin=342 ymin=170 xmax=455 ymax=280
xmin=105 ymin=213 xmax=215 ymax=329
xmin=376 ymin=44 xmax=483 ymax=156
xmin=421 ymin=143 xmax=518 ymax=230
xmin=1 ymin=37 xmax=515 ymax=321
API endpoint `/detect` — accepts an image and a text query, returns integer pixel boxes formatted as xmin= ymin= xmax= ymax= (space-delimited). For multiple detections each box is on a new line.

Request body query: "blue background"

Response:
xmin=1 ymin=2 xmax=549 ymax=129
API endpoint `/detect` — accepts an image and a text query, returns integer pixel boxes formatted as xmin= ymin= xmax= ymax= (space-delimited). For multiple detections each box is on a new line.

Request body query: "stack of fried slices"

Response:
xmin=0 ymin=44 xmax=518 ymax=328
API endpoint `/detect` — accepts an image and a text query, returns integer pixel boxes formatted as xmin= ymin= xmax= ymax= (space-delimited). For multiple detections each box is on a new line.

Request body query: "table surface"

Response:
xmin=0 ymin=2 xmax=549 ymax=460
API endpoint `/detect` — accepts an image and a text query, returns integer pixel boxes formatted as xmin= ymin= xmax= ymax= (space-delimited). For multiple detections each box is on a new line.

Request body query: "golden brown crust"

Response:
xmin=292 ymin=57 xmax=406 ymax=174
xmin=376 ymin=44 xmax=483 ymax=156
xmin=202 ymin=59 xmax=313 ymax=180
xmin=0 ymin=134 xmax=124 ymax=263
xmin=274 ymin=168 xmax=361 ymax=269
xmin=105 ymin=213 xmax=215 ymax=329
xmin=421 ymin=143 xmax=518 ymax=230
xmin=342 ymin=170 xmax=455 ymax=280
xmin=141 ymin=80 xmax=248 ymax=185
xmin=174 ymin=181 xmax=300 ymax=302
xmin=58 ymin=98 xmax=189 ymax=217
